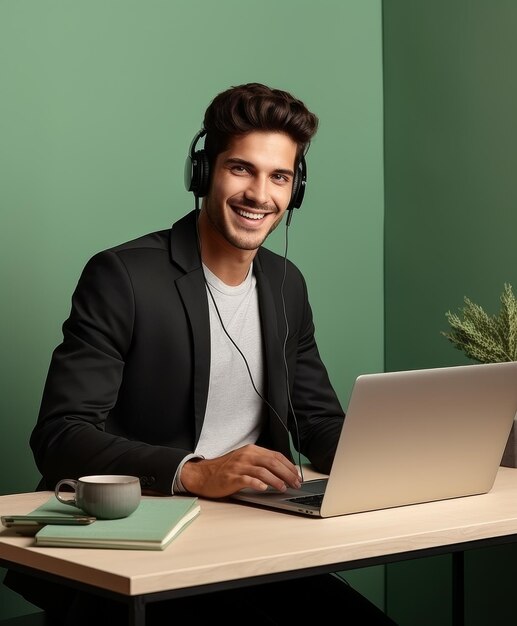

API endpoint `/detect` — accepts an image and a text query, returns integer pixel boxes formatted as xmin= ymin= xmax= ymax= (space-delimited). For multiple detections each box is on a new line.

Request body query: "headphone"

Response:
xmin=184 ymin=128 xmax=307 ymax=213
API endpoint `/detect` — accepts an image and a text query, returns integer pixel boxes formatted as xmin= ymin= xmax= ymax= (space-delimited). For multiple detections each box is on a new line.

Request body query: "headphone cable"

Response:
xmin=195 ymin=209 xmax=305 ymax=483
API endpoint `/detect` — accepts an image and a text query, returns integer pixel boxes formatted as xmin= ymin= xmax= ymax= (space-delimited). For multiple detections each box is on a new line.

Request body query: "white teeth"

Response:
xmin=237 ymin=209 xmax=265 ymax=220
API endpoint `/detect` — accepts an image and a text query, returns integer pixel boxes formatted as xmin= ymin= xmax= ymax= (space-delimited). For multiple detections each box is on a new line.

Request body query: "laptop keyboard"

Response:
xmin=287 ymin=493 xmax=324 ymax=508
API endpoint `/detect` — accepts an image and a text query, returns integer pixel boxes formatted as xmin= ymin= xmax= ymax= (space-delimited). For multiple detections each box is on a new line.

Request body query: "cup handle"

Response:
xmin=55 ymin=479 xmax=79 ymax=507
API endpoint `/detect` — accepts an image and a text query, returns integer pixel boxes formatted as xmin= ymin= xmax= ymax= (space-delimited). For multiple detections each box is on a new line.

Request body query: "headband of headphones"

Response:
xmin=184 ymin=129 xmax=307 ymax=212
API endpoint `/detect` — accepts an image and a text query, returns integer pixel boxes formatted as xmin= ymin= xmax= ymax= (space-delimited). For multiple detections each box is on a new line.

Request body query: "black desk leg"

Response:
xmin=452 ymin=551 xmax=465 ymax=626
xmin=128 ymin=596 xmax=146 ymax=626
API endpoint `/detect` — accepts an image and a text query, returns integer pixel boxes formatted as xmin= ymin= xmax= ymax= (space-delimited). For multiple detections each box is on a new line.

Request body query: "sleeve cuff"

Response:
xmin=172 ymin=453 xmax=205 ymax=494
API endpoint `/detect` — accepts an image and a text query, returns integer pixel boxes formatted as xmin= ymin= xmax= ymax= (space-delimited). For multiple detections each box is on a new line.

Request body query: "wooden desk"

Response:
xmin=2 ymin=467 xmax=517 ymax=626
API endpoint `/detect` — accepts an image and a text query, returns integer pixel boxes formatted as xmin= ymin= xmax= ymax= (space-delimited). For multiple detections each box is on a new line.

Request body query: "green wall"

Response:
xmin=0 ymin=0 xmax=385 ymax=619
xmin=383 ymin=1 xmax=517 ymax=624
xmin=384 ymin=0 xmax=517 ymax=372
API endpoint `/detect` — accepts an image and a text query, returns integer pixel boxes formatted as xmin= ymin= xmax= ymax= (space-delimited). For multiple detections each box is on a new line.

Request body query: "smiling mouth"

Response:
xmin=233 ymin=207 xmax=268 ymax=221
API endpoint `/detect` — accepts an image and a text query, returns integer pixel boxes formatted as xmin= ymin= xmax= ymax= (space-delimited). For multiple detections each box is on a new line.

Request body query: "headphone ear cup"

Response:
xmin=185 ymin=129 xmax=210 ymax=198
xmin=185 ymin=149 xmax=210 ymax=198
xmin=290 ymin=156 xmax=307 ymax=210
xmin=193 ymin=150 xmax=210 ymax=198
xmin=184 ymin=154 xmax=195 ymax=193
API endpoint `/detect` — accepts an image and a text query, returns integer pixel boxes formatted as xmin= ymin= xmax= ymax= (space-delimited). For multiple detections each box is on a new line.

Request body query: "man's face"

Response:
xmin=202 ymin=131 xmax=298 ymax=251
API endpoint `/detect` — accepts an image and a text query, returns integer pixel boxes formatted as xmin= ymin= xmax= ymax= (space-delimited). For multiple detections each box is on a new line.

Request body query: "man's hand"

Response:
xmin=180 ymin=444 xmax=302 ymax=498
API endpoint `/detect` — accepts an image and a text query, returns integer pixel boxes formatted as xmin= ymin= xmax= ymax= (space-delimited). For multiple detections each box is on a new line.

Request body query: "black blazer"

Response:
xmin=31 ymin=210 xmax=345 ymax=493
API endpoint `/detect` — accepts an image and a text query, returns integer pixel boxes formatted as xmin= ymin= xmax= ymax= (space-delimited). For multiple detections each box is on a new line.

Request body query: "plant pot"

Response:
xmin=501 ymin=419 xmax=517 ymax=467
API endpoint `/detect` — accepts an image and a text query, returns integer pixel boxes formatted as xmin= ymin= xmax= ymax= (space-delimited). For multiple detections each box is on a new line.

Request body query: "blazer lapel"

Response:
xmin=254 ymin=254 xmax=291 ymax=457
xmin=169 ymin=211 xmax=210 ymax=444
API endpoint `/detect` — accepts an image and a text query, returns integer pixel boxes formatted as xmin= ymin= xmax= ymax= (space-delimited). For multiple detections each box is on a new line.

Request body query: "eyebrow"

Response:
xmin=224 ymin=157 xmax=295 ymax=178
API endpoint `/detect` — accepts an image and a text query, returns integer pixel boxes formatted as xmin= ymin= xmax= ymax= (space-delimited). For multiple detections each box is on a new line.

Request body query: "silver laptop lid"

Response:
xmin=320 ymin=361 xmax=517 ymax=517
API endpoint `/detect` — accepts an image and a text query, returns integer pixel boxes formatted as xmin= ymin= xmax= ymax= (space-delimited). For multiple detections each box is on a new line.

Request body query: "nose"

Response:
xmin=244 ymin=174 xmax=270 ymax=207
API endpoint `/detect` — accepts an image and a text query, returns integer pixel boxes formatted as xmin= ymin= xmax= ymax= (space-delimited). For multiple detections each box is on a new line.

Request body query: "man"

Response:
xmin=5 ymin=83 xmax=397 ymax=624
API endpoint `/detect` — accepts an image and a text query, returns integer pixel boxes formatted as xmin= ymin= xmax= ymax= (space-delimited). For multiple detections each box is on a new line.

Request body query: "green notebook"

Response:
xmin=32 ymin=496 xmax=200 ymax=550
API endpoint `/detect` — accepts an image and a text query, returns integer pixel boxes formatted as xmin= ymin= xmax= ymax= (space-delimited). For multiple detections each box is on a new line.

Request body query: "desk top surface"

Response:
xmin=2 ymin=467 xmax=517 ymax=597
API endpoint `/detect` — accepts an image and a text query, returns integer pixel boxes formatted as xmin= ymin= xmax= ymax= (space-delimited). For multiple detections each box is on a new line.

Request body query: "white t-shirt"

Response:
xmin=194 ymin=263 xmax=266 ymax=458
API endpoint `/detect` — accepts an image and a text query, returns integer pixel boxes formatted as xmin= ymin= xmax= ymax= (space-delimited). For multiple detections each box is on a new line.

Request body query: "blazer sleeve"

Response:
xmin=30 ymin=250 xmax=185 ymax=494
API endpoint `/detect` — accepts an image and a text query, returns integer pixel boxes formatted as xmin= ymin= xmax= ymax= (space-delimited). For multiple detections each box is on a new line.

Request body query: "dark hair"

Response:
xmin=203 ymin=83 xmax=319 ymax=166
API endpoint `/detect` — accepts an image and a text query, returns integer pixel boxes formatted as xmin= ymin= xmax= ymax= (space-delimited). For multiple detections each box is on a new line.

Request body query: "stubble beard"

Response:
xmin=206 ymin=204 xmax=283 ymax=251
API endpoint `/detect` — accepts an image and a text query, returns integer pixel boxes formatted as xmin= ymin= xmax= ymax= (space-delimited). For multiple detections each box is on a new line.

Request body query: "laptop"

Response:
xmin=231 ymin=361 xmax=517 ymax=517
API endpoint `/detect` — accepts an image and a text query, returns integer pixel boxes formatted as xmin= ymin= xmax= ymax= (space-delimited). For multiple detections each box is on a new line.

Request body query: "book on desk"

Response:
xmin=27 ymin=495 xmax=200 ymax=550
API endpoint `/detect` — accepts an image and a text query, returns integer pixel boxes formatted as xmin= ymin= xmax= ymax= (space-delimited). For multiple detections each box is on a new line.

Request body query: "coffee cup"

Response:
xmin=54 ymin=475 xmax=141 ymax=519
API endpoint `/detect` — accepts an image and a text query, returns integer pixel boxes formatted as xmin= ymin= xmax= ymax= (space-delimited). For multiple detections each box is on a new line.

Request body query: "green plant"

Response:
xmin=442 ymin=283 xmax=517 ymax=363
